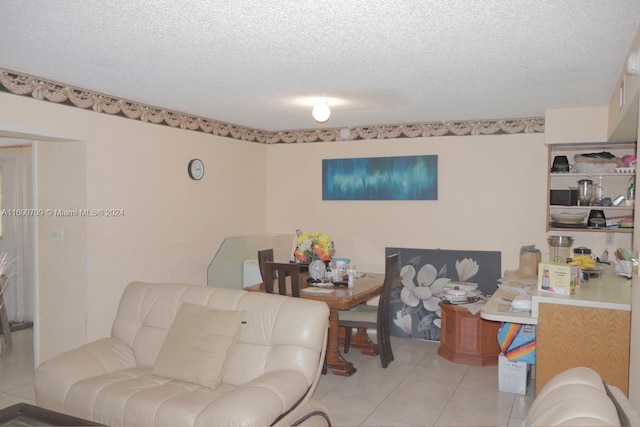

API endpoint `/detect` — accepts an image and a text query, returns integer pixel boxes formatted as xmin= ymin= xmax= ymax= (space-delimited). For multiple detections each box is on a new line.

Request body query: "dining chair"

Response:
xmin=263 ymin=259 xmax=328 ymax=371
xmin=263 ymin=261 xmax=302 ymax=298
xmin=257 ymin=248 xmax=274 ymax=285
xmin=338 ymin=253 xmax=399 ymax=368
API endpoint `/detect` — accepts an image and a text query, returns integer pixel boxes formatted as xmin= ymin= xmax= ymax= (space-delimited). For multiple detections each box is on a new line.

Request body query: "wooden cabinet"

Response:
xmin=535 ymin=302 xmax=630 ymax=395
xmin=438 ymin=301 xmax=501 ymax=366
xmin=547 ymin=142 xmax=636 ymax=233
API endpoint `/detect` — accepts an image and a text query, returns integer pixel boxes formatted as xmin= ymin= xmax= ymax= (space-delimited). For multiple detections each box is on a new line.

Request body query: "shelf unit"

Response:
xmin=546 ymin=142 xmax=636 ymax=233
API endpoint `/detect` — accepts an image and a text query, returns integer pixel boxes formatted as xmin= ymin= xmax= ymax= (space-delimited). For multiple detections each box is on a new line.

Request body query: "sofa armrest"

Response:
xmin=34 ymin=337 xmax=136 ymax=411
xmin=605 ymin=384 xmax=640 ymax=427
xmin=524 ymin=367 xmax=630 ymax=427
xmin=273 ymin=400 xmax=332 ymax=427
xmin=192 ymin=370 xmax=313 ymax=427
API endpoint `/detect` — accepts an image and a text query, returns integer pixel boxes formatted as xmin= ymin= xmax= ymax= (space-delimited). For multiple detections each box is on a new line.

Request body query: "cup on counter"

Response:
xmin=333 ymin=258 xmax=349 ymax=270
xmin=347 ymin=265 xmax=357 ymax=287
xmin=331 ymin=258 xmax=350 ymax=284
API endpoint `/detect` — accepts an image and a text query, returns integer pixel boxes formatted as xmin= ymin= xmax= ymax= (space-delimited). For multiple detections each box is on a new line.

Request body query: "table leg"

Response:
xmin=325 ymin=308 xmax=356 ymax=376
xmin=345 ymin=327 xmax=378 ymax=356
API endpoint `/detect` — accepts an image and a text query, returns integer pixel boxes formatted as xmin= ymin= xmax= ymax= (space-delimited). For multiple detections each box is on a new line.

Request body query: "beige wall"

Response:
xmin=546 ymin=106 xmax=609 ymax=143
xmin=265 ymin=133 xmax=549 ymax=274
xmin=35 ymin=140 xmax=87 ymax=360
xmin=0 ymin=92 xmax=267 ymax=362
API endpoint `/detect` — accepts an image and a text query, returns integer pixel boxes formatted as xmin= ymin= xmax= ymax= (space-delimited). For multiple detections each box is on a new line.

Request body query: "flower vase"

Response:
xmin=308 ymin=257 xmax=327 ymax=281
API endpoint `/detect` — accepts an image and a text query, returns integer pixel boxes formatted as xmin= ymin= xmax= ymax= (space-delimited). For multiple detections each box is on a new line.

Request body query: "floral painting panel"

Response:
xmin=385 ymin=247 xmax=501 ymax=342
xmin=322 ymin=155 xmax=438 ymax=200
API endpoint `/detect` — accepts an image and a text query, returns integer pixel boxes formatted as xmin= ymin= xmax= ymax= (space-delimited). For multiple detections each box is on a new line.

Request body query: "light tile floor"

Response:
xmin=0 ymin=328 xmax=535 ymax=426
xmin=0 ymin=328 xmax=36 ymax=409
xmin=315 ymin=336 xmax=535 ymax=426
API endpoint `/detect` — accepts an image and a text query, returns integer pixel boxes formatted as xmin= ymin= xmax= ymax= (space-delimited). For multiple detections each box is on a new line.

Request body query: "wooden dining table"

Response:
xmin=245 ymin=272 xmax=384 ymax=376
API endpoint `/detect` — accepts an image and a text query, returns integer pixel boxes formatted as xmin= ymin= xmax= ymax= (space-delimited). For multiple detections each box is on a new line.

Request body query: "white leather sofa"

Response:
xmin=524 ymin=367 xmax=640 ymax=426
xmin=34 ymin=281 xmax=332 ymax=427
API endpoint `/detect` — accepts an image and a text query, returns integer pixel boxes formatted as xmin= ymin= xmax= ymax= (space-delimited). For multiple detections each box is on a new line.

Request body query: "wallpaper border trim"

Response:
xmin=0 ymin=67 xmax=545 ymax=143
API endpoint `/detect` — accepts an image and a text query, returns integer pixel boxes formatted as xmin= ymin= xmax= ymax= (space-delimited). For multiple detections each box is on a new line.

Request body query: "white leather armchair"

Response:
xmin=34 ymin=282 xmax=332 ymax=427
xmin=524 ymin=367 xmax=640 ymax=426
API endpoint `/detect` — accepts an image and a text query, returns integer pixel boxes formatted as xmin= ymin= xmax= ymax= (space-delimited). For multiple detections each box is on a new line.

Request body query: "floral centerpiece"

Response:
xmin=293 ymin=230 xmax=335 ymax=263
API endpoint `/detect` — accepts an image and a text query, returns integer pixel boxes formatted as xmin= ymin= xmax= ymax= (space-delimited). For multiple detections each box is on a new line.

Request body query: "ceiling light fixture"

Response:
xmin=312 ymin=100 xmax=331 ymax=123
xmin=627 ymin=48 xmax=640 ymax=76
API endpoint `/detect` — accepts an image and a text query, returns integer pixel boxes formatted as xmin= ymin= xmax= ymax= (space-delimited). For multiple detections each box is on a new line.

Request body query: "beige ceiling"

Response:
xmin=1 ymin=1 xmax=639 ymax=132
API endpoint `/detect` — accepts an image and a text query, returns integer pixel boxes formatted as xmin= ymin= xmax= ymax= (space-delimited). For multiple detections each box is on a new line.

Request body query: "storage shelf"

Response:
xmin=546 ymin=142 xmax=636 ymax=234
xmin=550 ymin=172 xmax=635 ymax=177
xmin=547 ymin=225 xmax=633 ymax=233
xmin=549 ymin=205 xmax=634 ymax=210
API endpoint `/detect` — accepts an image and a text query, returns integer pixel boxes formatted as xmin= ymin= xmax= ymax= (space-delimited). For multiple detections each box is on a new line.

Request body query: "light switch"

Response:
xmin=605 ymin=232 xmax=614 ymax=246
xmin=49 ymin=228 xmax=64 ymax=241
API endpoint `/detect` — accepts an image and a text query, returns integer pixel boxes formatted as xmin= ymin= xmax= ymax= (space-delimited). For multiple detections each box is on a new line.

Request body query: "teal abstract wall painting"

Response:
xmin=322 ymin=155 xmax=438 ymax=200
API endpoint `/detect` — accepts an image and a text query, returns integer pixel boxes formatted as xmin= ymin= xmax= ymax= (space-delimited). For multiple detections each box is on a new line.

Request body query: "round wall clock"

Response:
xmin=188 ymin=159 xmax=204 ymax=180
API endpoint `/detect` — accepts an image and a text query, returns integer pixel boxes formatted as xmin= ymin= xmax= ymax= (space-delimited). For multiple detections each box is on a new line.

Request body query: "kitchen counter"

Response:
xmin=532 ymin=273 xmax=631 ymax=315
xmin=481 ymin=290 xmax=538 ymax=324
xmin=481 ymin=270 xmax=632 ymax=395
xmin=481 ymin=271 xmax=631 ymax=324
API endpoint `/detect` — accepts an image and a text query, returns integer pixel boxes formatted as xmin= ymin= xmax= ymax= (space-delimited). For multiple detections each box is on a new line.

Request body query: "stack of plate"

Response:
xmin=443 ymin=289 xmax=468 ymax=302
xmin=550 ymin=212 xmax=587 ymax=228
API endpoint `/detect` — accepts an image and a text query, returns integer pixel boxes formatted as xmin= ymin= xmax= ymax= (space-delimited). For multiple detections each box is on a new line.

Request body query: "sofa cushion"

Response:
xmin=152 ymin=303 xmax=244 ymax=389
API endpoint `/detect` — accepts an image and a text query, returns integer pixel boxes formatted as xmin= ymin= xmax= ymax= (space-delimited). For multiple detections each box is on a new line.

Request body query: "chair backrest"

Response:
xmin=377 ymin=253 xmax=400 ymax=331
xmin=263 ymin=261 xmax=302 ymax=298
xmin=257 ymin=248 xmax=274 ymax=284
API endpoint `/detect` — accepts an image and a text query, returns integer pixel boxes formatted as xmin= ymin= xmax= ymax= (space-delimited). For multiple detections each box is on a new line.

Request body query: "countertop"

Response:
xmin=480 ymin=270 xmax=632 ymax=325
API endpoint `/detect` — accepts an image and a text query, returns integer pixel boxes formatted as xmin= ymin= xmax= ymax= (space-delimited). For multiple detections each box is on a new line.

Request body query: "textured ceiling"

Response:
xmin=1 ymin=1 xmax=639 ymax=132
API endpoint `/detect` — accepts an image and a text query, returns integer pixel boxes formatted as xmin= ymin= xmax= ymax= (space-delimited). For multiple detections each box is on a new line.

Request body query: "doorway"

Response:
xmin=0 ymin=145 xmax=34 ymax=329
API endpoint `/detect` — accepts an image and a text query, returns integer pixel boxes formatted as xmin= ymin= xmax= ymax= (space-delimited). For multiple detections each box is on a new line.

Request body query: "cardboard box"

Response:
xmin=497 ymin=323 xmax=536 ymax=364
xmin=519 ymin=251 xmax=541 ymax=277
xmin=537 ymin=262 xmax=580 ymax=295
xmin=498 ymin=353 xmax=528 ymax=395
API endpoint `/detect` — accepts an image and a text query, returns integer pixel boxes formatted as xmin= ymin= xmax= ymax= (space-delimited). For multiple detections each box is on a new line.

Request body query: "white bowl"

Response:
xmin=551 ymin=211 xmax=587 ymax=219
xmin=550 ymin=212 xmax=587 ymax=224
xmin=444 ymin=289 xmax=468 ymax=302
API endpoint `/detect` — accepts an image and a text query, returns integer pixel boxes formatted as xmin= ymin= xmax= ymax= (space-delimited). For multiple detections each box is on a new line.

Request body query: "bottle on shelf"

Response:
xmin=594 ymin=176 xmax=604 ymax=205
xmin=627 ymin=179 xmax=635 ymax=207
